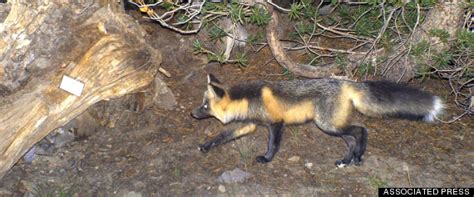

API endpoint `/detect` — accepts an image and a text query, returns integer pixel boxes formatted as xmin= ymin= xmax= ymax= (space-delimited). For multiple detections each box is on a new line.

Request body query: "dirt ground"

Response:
xmin=0 ymin=13 xmax=473 ymax=196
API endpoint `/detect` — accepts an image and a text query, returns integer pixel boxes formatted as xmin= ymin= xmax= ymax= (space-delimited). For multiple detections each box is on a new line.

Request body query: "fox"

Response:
xmin=191 ymin=74 xmax=443 ymax=167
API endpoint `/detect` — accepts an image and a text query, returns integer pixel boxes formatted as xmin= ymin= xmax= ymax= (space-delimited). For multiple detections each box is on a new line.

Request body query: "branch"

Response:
xmin=265 ymin=2 xmax=341 ymax=78
xmin=266 ymin=0 xmax=290 ymax=12
xmin=129 ymin=0 xmax=206 ymax=34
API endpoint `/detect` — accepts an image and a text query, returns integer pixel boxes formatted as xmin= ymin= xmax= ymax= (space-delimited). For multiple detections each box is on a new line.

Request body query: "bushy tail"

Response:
xmin=352 ymin=81 xmax=443 ymax=122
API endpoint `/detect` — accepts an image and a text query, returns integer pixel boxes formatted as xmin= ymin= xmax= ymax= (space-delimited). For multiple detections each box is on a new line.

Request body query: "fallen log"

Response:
xmin=0 ymin=1 xmax=171 ymax=178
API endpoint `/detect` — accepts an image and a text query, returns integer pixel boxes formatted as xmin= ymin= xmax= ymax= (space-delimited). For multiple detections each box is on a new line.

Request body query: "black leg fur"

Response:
xmin=354 ymin=126 xmax=368 ymax=165
xmin=256 ymin=122 xmax=284 ymax=163
xmin=199 ymin=129 xmax=235 ymax=153
xmin=337 ymin=135 xmax=356 ymax=167
xmin=199 ymin=124 xmax=257 ymax=153
xmin=320 ymin=125 xmax=368 ymax=167
xmin=346 ymin=126 xmax=368 ymax=165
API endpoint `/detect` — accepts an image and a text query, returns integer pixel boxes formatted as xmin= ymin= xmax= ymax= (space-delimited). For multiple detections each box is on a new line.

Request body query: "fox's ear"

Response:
xmin=207 ymin=73 xmax=221 ymax=85
xmin=208 ymin=83 xmax=226 ymax=99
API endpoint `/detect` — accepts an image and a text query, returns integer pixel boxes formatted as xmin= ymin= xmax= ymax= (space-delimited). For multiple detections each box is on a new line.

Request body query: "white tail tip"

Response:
xmin=424 ymin=96 xmax=444 ymax=122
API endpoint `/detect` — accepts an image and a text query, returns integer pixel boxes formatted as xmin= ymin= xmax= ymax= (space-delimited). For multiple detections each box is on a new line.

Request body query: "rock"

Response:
xmin=23 ymin=192 xmax=35 ymax=197
xmin=149 ymin=77 xmax=177 ymax=110
xmin=304 ymin=162 xmax=313 ymax=169
xmin=0 ymin=189 xmax=13 ymax=196
xmin=0 ymin=2 xmax=10 ymax=22
xmin=319 ymin=4 xmax=334 ymax=16
xmin=35 ymin=143 xmax=55 ymax=155
xmin=402 ymin=163 xmax=410 ymax=171
xmin=217 ymin=168 xmax=252 ymax=184
xmin=133 ymin=181 xmax=146 ymax=189
xmin=219 ymin=18 xmax=248 ymax=60
xmin=125 ymin=191 xmax=142 ymax=197
xmin=50 ymin=128 xmax=75 ymax=148
xmin=63 ymin=110 xmax=101 ymax=138
xmin=23 ymin=146 xmax=36 ymax=163
xmin=19 ymin=180 xmax=35 ymax=193
xmin=218 ymin=185 xmax=226 ymax=193
xmin=117 ymin=190 xmax=142 ymax=197
xmin=288 ymin=156 xmax=300 ymax=162
xmin=24 ymin=127 xmax=76 ymax=161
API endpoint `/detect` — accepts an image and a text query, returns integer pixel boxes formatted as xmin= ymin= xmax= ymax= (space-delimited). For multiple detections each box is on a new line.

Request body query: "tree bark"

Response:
xmin=0 ymin=0 xmax=170 ymax=178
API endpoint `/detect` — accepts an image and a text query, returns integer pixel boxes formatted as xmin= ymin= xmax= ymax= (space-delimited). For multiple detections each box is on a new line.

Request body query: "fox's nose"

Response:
xmin=191 ymin=108 xmax=211 ymax=119
xmin=190 ymin=109 xmax=200 ymax=119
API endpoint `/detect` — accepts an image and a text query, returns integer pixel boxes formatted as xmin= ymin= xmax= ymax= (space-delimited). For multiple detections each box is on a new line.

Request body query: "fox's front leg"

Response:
xmin=256 ymin=122 xmax=284 ymax=163
xmin=199 ymin=123 xmax=256 ymax=153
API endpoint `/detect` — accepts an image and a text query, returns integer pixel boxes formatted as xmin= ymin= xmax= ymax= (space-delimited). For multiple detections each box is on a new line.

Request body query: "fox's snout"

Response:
xmin=191 ymin=106 xmax=212 ymax=120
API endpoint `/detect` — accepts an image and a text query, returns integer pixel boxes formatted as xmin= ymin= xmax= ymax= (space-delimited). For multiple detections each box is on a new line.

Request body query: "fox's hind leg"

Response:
xmin=199 ymin=123 xmax=256 ymax=153
xmin=343 ymin=125 xmax=368 ymax=165
xmin=317 ymin=128 xmax=356 ymax=167
xmin=256 ymin=122 xmax=284 ymax=163
xmin=339 ymin=135 xmax=357 ymax=167
xmin=333 ymin=126 xmax=368 ymax=167
xmin=314 ymin=120 xmax=368 ymax=167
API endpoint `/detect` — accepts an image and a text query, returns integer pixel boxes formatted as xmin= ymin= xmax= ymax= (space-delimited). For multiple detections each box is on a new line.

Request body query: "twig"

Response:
xmin=266 ymin=0 xmax=290 ymax=12
xmin=264 ymin=2 xmax=341 ymax=78
xmin=262 ymin=57 xmax=276 ymax=67
xmin=285 ymin=45 xmax=366 ymax=55
xmin=129 ymin=0 xmax=206 ymax=34
xmin=401 ymin=7 xmax=413 ymax=33
xmin=349 ymin=6 xmax=376 ymax=29
xmin=435 ymin=111 xmax=470 ymax=124
xmin=362 ymin=7 xmax=399 ymax=62
xmin=158 ymin=67 xmax=171 ymax=78
xmin=316 ymin=23 xmax=373 ymax=42
xmin=409 ymin=3 xmax=421 ymax=40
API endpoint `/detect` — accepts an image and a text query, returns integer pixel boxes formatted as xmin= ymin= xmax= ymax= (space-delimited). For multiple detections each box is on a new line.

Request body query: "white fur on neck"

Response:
xmin=214 ymin=111 xmax=247 ymax=124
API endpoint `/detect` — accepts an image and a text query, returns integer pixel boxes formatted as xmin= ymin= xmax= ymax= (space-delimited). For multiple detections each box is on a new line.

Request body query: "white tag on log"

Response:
xmin=59 ymin=75 xmax=84 ymax=96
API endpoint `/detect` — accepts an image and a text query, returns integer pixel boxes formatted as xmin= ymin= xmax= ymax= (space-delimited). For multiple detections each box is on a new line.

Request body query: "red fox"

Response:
xmin=191 ymin=74 xmax=443 ymax=167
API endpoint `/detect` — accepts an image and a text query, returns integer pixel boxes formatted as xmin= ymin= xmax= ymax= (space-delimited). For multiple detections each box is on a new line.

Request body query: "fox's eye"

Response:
xmin=203 ymin=104 xmax=208 ymax=109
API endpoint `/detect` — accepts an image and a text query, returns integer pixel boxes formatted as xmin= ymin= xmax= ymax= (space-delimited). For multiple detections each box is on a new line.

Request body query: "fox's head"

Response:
xmin=191 ymin=74 xmax=248 ymax=124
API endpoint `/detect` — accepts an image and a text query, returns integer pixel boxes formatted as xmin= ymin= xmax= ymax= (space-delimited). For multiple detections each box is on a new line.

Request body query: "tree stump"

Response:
xmin=0 ymin=0 xmax=170 ymax=178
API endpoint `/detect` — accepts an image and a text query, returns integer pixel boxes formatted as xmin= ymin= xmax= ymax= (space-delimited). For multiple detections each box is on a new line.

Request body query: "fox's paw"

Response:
xmin=335 ymin=159 xmax=350 ymax=168
xmin=198 ymin=144 xmax=210 ymax=153
xmin=335 ymin=157 xmax=363 ymax=168
xmin=353 ymin=156 xmax=364 ymax=166
xmin=256 ymin=156 xmax=271 ymax=163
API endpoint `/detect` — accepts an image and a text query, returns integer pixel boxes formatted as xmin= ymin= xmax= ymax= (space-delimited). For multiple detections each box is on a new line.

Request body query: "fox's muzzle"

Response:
xmin=191 ymin=106 xmax=212 ymax=119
